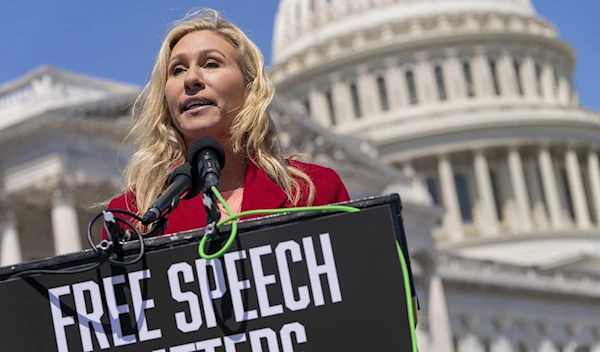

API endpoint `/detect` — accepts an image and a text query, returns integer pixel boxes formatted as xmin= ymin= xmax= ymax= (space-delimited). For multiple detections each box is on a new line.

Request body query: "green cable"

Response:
xmin=200 ymin=186 xmax=418 ymax=351
xmin=198 ymin=186 xmax=360 ymax=259
xmin=216 ymin=205 xmax=361 ymax=226
xmin=197 ymin=187 xmax=239 ymax=259
xmin=397 ymin=241 xmax=419 ymax=352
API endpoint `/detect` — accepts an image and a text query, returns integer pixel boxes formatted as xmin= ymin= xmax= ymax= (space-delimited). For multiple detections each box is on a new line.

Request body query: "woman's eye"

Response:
xmin=172 ymin=66 xmax=185 ymax=75
xmin=205 ymin=61 xmax=220 ymax=68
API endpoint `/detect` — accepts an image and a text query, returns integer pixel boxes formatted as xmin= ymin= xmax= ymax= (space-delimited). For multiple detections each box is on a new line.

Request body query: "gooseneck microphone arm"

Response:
xmin=141 ymin=163 xmax=200 ymax=226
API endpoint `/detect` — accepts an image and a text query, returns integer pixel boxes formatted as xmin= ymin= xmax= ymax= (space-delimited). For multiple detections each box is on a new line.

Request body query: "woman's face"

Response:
xmin=165 ymin=30 xmax=246 ymax=147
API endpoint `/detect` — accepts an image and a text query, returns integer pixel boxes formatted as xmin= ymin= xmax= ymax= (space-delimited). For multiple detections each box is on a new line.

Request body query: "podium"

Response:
xmin=0 ymin=194 xmax=417 ymax=352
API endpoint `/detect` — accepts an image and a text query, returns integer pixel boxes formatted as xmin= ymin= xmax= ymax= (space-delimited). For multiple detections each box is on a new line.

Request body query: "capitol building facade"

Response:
xmin=270 ymin=0 xmax=600 ymax=351
xmin=0 ymin=0 xmax=599 ymax=351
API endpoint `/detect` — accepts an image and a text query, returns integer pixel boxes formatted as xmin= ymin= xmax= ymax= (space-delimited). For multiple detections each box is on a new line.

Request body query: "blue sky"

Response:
xmin=1 ymin=0 xmax=598 ymax=110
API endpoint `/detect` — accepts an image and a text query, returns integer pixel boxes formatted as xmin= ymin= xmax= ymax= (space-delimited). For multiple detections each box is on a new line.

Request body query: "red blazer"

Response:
xmin=105 ymin=160 xmax=350 ymax=236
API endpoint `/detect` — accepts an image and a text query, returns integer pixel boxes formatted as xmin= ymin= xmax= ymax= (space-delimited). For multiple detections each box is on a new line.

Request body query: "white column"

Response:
xmin=438 ymin=155 xmax=464 ymax=240
xmin=308 ymin=86 xmax=331 ymax=127
xmin=524 ymin=159 xmax=549 ymax=230
xmin=565 ymin=146 xmax=591 ymax=229
xmin=473 ymin=150 xmax=499 ymax=235
xmin=472 ymin=46 xmax=492 ymax=98
xmin=497 ymin=161 xmax=519 ymax=231
xmin=538 ymin=339 xmax=559 ymax=352
xmin=330 ymin=73 xmax=353 ymax=123
xmin=521 ymin=54 xmax=539 ymax=100
xmin=466 ymin=168 xmax=482 ymax=227
xmin=592 ymin=328 xmax=600 ymax=352
xmin=556 ymin=63 xmax=572 ymax=106
xmin=51 ymin=184 xmax=82 ymax=255
xmin=299 ymin=0 xmax=310 ymax=32
xmin=540 ymin=60 xmax=556 ymax=103
xmin=356 ymin=64 xmax=379 ymax=116
xmin=0 ymin=207 xmax=22 ymax=266
xmin=497 ymin=49 xmax=516 ymax=97
xmin=508 ymin=147 xmax=534 ymax=232
xmin=564 ymin=341 xmax=579 ymax=352
xmin=383 ymin=57 xmax=407 ymax=109
xmin=459 ymin=319 xmax=484 ymax=352
xmin=443 ymin=48 xmax=466 ymax=101
xmin=587 ymin=150 xmax=600 ymax=225
xmin=537 ymin=323 xmax=559 ymax=352
xmin=428 ymin=273 xmax=454 ymax=352
xmin=288 ymin=1 xmax=299 ymax=38
xmin=315 ymin=0 xmax=329 ymax=26
xmin=416 ymin=321 xmax=431 ymax=352
xmin=414 ymin=51 xmax=436 ymax=104
xmin=538 ymin=146 xmax=563 ymax=229
xmin=492 ymin=318 xmax=513 ymax=352
xmin=492 ymin=336 xmax=512 ymax=352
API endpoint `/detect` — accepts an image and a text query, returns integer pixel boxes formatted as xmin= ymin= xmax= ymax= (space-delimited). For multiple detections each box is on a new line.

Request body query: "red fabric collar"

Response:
xmin=240 ymin=160 xmax=289 ymax=212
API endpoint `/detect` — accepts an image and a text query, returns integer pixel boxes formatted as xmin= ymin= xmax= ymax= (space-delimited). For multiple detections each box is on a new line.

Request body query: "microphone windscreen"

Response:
xmin=186 ymin=136 xmax=226 ymax=169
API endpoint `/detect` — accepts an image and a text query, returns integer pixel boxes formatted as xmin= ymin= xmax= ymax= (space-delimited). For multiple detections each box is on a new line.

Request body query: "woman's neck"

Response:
xmin=216 ymin=148 xmax=247 ymax=192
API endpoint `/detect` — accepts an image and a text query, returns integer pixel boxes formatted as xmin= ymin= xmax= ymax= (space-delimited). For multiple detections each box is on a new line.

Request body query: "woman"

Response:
xmin=106 ymin=8 xmax=350 ymax=235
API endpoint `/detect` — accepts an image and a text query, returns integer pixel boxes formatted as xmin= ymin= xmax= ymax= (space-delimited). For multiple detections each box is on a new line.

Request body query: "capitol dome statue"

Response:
xmin=270 ymin=0 xmax=600 ymax=351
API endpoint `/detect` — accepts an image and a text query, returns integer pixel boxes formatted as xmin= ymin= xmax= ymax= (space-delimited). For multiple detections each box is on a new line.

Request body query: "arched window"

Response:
xmin=376 ymin=76 xmax=390 ymax=111
xmin=489 ymin=169 xmax=503 ymax=221
xmin=582 ymin=167 xmax=597 ymax=224
xmin=324 ymin=88 xmax=336 ymax=125
xmin=455 ymin=172 xmax=473 ymax=223
xmin=513 ymin=60 xmax=524 ymax=96
xmin=406 ymin=69 xmax=418 ymax=105
xmin=434 ymin=65 xmax=447 ymax=101
xmin=426 ymin=177 xmax=440 ymax=205
xmin=349 ymin=82 xmax=362 ymax=118
xmin=558 ymin=167 xmax=575 ymax=220
xmin=463 ymin=61 xmax=475 ymax=97
xmin=489 ymin=58 xmax=501 ymax=96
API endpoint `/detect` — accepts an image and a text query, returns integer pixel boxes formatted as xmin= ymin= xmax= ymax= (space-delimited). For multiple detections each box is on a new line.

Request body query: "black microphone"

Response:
xmin=186 ymin=137 xmax=226 ymax=192
xmin=141 ymin=162 xmax=200 ymax=225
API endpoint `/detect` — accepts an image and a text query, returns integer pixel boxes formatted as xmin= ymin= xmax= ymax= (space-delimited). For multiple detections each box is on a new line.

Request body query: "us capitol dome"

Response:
xmin=270 ymin=0 xmax=600 ymax=351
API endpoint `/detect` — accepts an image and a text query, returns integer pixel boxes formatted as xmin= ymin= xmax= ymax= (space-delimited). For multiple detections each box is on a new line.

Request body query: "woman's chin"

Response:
xmin=184 ymin=128 xmax=229 ymax=145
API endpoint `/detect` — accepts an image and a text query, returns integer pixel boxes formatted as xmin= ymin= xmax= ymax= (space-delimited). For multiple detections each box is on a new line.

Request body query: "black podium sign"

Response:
xmin=0 ymin=199 xmax=414 ymax=351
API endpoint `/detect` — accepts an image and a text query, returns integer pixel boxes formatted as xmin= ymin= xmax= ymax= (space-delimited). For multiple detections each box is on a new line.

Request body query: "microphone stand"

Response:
xmin=101 ymin=211 xmax=128 ymax=258
xmin=144 ymin=217 xmax=169 ymax=238
xmin=202 ymin=186 xmax=221 ymax=240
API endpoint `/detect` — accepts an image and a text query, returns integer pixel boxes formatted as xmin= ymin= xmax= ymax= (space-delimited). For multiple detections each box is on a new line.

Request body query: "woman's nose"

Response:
xmin=184 ymin=68 xmax=204 ymax=90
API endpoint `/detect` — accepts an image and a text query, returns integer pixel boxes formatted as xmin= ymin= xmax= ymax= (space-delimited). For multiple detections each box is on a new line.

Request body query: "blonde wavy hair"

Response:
xmin=121 ymin=8 xmax=315 ymax=217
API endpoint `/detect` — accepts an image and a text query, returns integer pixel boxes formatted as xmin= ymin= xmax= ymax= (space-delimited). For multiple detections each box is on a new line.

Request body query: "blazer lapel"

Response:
xmin=241 ymin=161 xmax=288 ymax=214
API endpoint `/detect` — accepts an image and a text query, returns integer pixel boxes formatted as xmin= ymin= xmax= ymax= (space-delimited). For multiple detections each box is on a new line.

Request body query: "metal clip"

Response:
xmin=97 ymin=239 xmax=113 ymax=255
xmin=102 ymin=210 xmax=115 ymax=223
xmin=204 ymin=221 xmax=217 ymax=240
